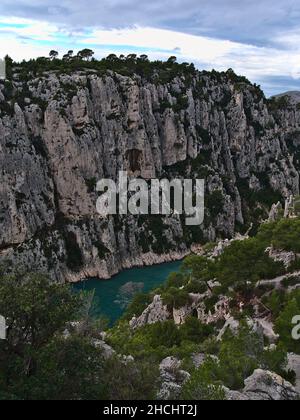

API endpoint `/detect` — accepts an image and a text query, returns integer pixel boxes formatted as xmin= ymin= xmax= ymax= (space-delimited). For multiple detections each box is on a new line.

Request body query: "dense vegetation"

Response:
xmin=106 ymin=217 xmax=300 ymax=399
xmin=1 ymin=217 xmax=300 ymax=400
xmin=1 ymin=216 xmax=300 ymax=399
xmin=0 ymin=269 xmax=158 ymax=400
xmin=3 ymin=52 xmax=226 ymax=84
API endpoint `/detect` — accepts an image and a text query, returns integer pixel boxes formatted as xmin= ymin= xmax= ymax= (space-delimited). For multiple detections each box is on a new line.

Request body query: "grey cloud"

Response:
xmin=256 ymin=75 xmax=300 ymax=97
xmin=1 ymin=0 xmax=300 ymax=47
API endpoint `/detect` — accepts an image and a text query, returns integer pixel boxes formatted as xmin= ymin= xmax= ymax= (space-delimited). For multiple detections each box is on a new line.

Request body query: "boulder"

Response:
xmin=158 ymin=357 xmax=190 ymax=400
xmin=93 ymin=339 xmax=115 ymax=359
xmin=268 ymin=202 xmax=283 ymax=222
xmin=243 ymin=369 xmax=299 ymax=400
xmin=130 ymin=295 xmax=170 ymax=329
xmin=226 ymin=369 xmax=299 ymax=400
xmin=191 ymin=353 xmax=206 ymax=368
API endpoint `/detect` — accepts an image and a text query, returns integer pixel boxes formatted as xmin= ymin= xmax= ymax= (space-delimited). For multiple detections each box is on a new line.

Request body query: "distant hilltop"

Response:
xmin=273 ymin=91 xmax=300 ymax=105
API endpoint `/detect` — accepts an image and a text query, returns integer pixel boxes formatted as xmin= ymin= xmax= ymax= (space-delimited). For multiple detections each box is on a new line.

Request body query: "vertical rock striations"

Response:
xmin=0 ymin=66 xmax=300 ymax=281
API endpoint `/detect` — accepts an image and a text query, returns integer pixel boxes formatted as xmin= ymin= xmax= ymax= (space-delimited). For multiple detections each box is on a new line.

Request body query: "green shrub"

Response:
xmin=180 ymin=367 xmax=225 ymax=400
xmin=271 ymin=218 xmax=300 ymax=253
xmin=172 ymin=94 xmax=189 ymax=112
xmin=206 ymin=190 xmax=225 ymax=219
xmin=185 ymin=279 xmax=208 ymax=294
xmin=263 ymin=290 xmax=286 ymax=318
xmin=162 ymin=287 xmax=191 ymax=309
xmin=122 ymin=292 xmax=152 ymax=321
xmin=215 ymin=238 xmax=284 ymax=287
xmin=179 ymin=317 xmax=214 ymax=344
xmin=165 ymin=272 xmax=188 ymax=289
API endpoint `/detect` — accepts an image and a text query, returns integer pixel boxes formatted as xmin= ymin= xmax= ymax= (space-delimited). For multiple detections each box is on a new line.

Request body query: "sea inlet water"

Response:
xmin=73 ymin=261 xmax=182 ymax=325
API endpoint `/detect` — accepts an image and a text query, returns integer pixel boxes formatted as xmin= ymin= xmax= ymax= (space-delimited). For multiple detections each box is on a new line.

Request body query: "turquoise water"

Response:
xmin=73 ymin=261 xmax=182 ymax=325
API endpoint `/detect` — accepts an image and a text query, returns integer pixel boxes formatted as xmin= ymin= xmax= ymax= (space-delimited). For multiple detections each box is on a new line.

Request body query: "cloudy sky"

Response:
xmin=0 ymin=0 xmax=299 ymax=96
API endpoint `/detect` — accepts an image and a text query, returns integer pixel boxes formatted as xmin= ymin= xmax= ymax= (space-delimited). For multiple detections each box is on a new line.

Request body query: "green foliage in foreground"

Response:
xmin=181 ymin=325 xmax=290 ymax=399
xmin=0 ymin=270 xmax=158 ymax=400
xmin=1 ymin=217 xmax=300 ymax=400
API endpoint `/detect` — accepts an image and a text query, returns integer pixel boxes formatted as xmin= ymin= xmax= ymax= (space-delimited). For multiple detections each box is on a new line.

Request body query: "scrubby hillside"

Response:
xmin=1 ymin=55 xmax=300 ymax=281
xmin=1 ymin=215 xmax=300 ymax=400
xmin=105 ymin=215 xmax=300 ymax=400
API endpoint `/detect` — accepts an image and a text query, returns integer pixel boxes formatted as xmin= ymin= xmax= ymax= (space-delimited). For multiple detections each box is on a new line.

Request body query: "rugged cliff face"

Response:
xmin=0 ymin=63 xmax=300 ymax=281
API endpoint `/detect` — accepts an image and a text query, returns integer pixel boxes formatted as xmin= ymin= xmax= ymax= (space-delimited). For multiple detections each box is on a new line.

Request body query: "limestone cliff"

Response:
xmin=0 ymin=64 xmax=300 ymax=281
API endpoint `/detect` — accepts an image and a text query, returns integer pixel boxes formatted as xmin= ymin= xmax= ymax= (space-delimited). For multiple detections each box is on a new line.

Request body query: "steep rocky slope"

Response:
xmin=1 ymin=61 xmax=300 ymax=281
xmin=104 ymin=216 xmax=300 ymax=400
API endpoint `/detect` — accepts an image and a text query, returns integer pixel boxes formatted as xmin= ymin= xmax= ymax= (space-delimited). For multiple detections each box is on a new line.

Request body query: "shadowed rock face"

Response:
xmin=126 ymin=149 xmax=143 ymax=173
xmin=0 ymin=68 xmax=300 ymax=282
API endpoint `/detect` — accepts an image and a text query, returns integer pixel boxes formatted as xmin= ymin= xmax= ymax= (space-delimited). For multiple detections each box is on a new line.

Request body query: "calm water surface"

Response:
xmin=73 ymin=261 xmax=182 ymax=325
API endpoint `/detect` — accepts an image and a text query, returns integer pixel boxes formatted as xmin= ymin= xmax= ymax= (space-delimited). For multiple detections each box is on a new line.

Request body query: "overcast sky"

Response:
xmin=0 ymin=0 xmax=299 ymax=96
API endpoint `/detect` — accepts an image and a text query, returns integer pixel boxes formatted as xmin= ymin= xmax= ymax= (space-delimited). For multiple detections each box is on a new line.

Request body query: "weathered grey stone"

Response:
xmin=93 ymin=339 xmax=115 ymax=359
xmin=1 ymin=69 xmax=300 ymax=281
xmin=267 ymin=246 xmax=296 ymax=268
xmin=158 ymin=357 xmax=190 ymax=400
xmin=255 ymin=318 xmax=279 ymax=344
xmin=191 ymin=353 xmax=206 ymax=368
xmin=225 ymin=369 xmax=299 ymax=400
xmin=268 ymin=202 xmax=283 ymax=222
xmin=173 ymin=293 xmax=204 ymax=325
xmin=287 ymin=353 xmax=300 ymax=394
xmin=130 ymin=295 xmax=171 ymax=328
xmin=243 ymin=369 xmax=299 ymax=400
xmin=217 ymin=317 xmax=240 ymax=341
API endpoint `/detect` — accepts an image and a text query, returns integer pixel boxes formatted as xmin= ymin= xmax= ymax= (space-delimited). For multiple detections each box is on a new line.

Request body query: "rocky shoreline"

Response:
xmin=66 ymin=249 xmax=189 ymax=283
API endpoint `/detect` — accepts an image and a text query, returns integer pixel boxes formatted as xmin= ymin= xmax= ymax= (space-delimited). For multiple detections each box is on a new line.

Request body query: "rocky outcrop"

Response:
xmin=158 ymin=357 xmax=190 ymax=400
xmin=173 ymin=293 xmax=204 ymax=325
xmin=225 ymin=369 xmax=299 ymax=400
xmin=267 ymin=246 xmax=296 ymax=269
xmin=217 ymin=316 xmax=278 ymax=345
xmin=130 ymin=295 xmax=171 ymax=328
xmin=256 ymin=318 xmax=279 ymax=344
xmin=217 ymin=317 xmax=240 ymax=340
xmin=93 ymin=339 xmax=115 ymax=359
xmin=1 ymin=67 xmax=300 ymax=281
xmin=130 ymin=292 xmax=213 ymax=328
xmin=287 ymin=353 xmax=300 ymax=394
xmin=198 ymin=295 xmax=231 ymax=325
xmin=268 ymin=201 xmax=283 ymax=222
